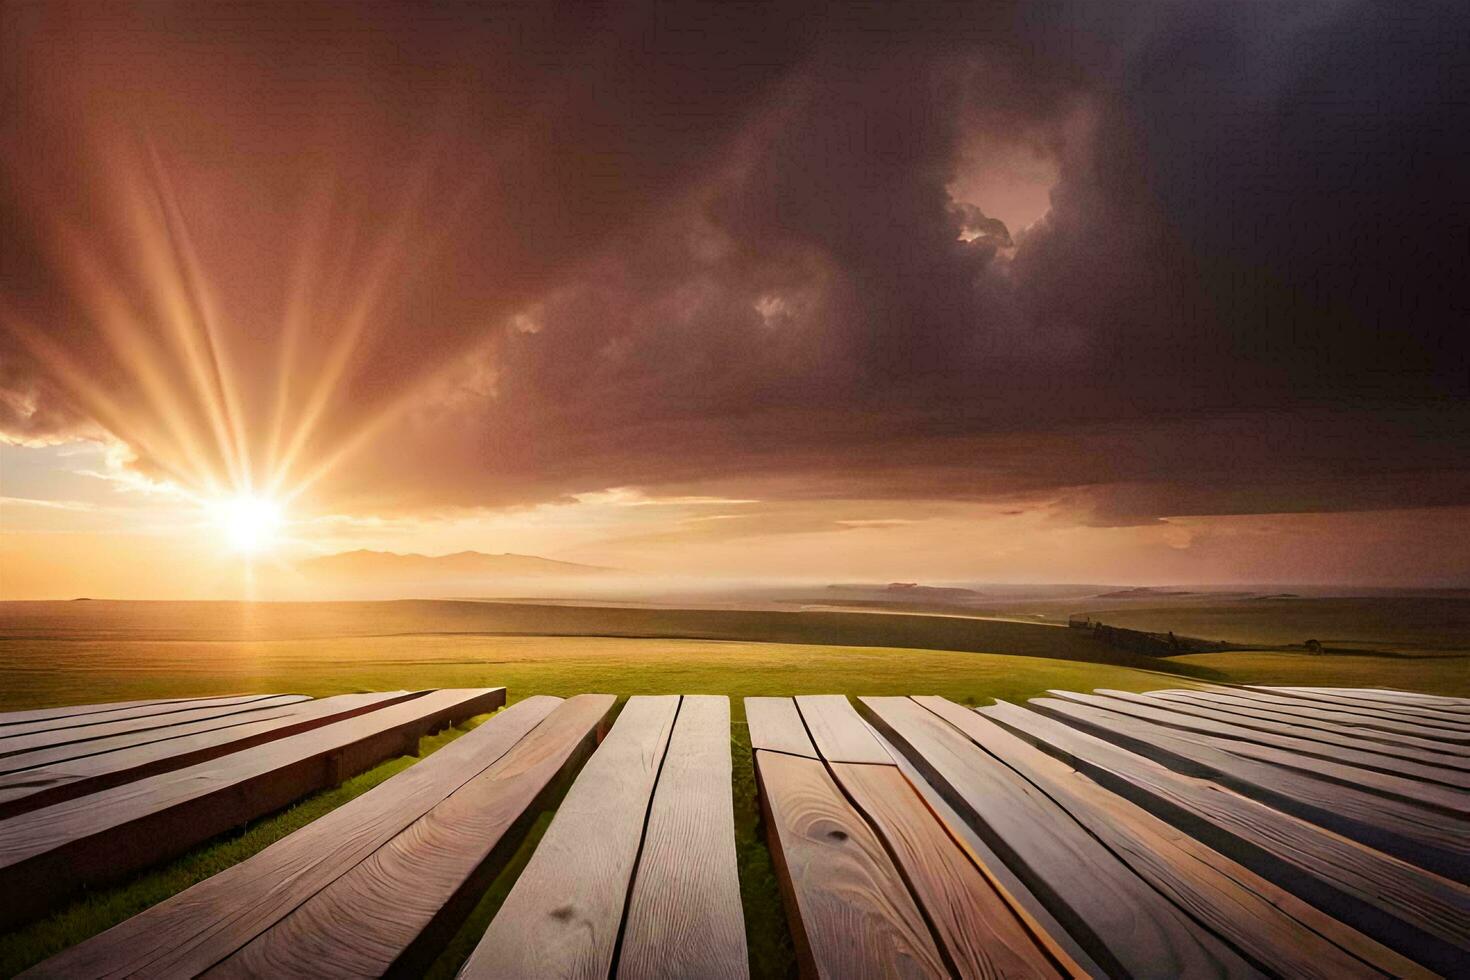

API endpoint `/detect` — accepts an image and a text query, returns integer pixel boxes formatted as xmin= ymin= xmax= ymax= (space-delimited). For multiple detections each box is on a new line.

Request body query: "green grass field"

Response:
xmin=0 ymin=598 xmax=1465 ymax=977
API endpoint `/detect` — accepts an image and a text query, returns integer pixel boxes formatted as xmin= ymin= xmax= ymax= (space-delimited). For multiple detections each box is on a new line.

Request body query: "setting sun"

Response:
xmin=211 ymin=495 xmax=283 ymax=554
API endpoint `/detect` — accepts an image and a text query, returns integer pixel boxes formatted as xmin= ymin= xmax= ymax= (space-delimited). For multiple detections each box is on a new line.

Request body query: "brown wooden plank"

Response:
xmin=1031 ymin=696 xmax=1470 ymax=881
xmin=0 ymin=694 xmax=314 ymax=760
xmin=752 ymin=747 xmax=948 ymax=979
xmin=23 ymin=694 xmax=565 ymax=980
xmin=0 ymin=693 xmax=305 ymax=741
xmin=1179 ymin=689 xmax=1470 ymax=745
xmin=0 ymin=692 xmax=425 ymax=818
xmin=618 ymin=696 xmax=748 ymax=980
xmin=1090 ymin=689 xmax=1470 ymax=791
xmin=831 ymin=761 xmax=1071 ymax=979
xmin=0 ymin=696 xmax=223 ymax=728
xmin=863 ymin=717 xmax=1107 ymax=978
xmin=796 ymin=694 xmax=1075 ymax=978
xmin=983 ymin=699 xmax=1470 ymax=975
xmin=208 ymin=692 xmax=616 ymax=979
xmin=919 ymin=697 xmax=1412 ymax=980
xmin=794 ymin=695 xmax=893 ymax=764
xmin=745 ymin=696 xmax=816 ymax=757
xmin=457 ymin=695 xmax=680 ymax=980
xmin=858 ymin=696 xmax=1260 ymax=978
xmin=1149 ymin=690 xmax=1470 ymax=759
xmin=0 ymin=687 xmax=505 ymax=930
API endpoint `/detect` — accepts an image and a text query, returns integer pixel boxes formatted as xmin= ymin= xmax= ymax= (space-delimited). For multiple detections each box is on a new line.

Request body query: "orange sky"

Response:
xmin=2 ymin=2 xmax=1468 ymax=598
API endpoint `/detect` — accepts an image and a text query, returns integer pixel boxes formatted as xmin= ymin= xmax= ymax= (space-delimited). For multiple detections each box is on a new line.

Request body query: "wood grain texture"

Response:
xmin=0 ymin=694 xmax=312 ymax=759
xmin=0 ymin=687 xmax=505 ymax=931
xmin=1134 ymin=690 xmax=1470 ymax=775
xmin=795 ymin=695 xmax=893 ymax=764
xmin=209 ymin=693 xmax=616 ymax=980
xmin=919 ymin=697 xmax=1405 ymax=980
xmin=832 ymin=761 xmax=1067 ymax=980
xmin=1270 ymin=688 xmax=1469 ymax=710
xmin=745 ymin=696 xmax=817 ymax=758
xmin=618 ymin=696 xmax=748 ymax=980
xmin=0 ymin=692 xmax=424 ymax=818
xmin=1147 ymin=691 xmax=1470 ymax=763
xmin=1051 ymin=691 xmax=1470 ymax=815
xmin=458 ymin=695 xmax=679 ymax=980
xmin=1089 ymin=690 xmax=1470 ymax=790
xmin=1237 ymin=688 xmax=1470 ymax=733
xmin=1030 ymin=696 xmax=1470 ymax=882
xmin=23 ymin=694 xmax=562 ymax=980
xmin=982 ymin=699 xmax=1470 ymax=975
xmin=858 ymin=696 xmax=1259 ymax=979
xmin=755 ymin=748 xmax=948 ymax=979
xmin=865 ymin=718 xmax=1103 ymax=979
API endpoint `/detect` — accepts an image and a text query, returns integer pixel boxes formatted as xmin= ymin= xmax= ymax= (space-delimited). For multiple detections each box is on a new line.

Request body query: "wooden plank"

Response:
xmin=0 ymin=692 xmax=424 ymax=818
xmin=0 ymin=693 xmax=305 ymax=740
xmin=24 ymin=694 xmax=566 ymax=980
xmin=919 ymin=697 xmax=1413 ymax=980
xmin=1031 ymin=696 xmax=1470 ymax=882
xmin=1149 ymin=690 xmax=1470 ymax=759
xmin=1248 ymin=687 xmax=1470 ymax=729
xmin=0 ymin=696 xmax=222 ymax=728
xmin=794 ymin=695 xmax=894 ymax=765
xmin=1179 ymin=689 xmax=1470 ymax=745
xmin=1090 ymin=690 xmax=1470 ymax=791
xmin=208 ymin=692 xmax=617 ymax=979
xmin=863 ymin=717 xmax=1107 ymax=978
xmin=858 ymin=696 xmax=1260 ymax=978
xmin=0 ymin=694 xmax=314 ymax=760
xmin=798 ymin=694 xmax=1074 ymax=978
xmin=0 ymin=687 xmax=506 ymax=930
xmin=618 ymin=696 xmax=748 ymax=980
xmin=831 ymin=762 xmax=1071 ymax=979
xmin=1264 ymin=687 xmax=1470 ymax=713
xmin=1053 ymin=691 xmax=1470 ymax=815
xmin=751 ymin=747 xmax=948 ymax=979
xmin=745 ymin=696 xmax=816 ymax=757
xmin=983 ymin=699 xmax=1470 ymax=975
xmin=457 ymin=696 xmax=680 ymax=980
xmin=1127 ymin=691 xmax=1470 ymax=777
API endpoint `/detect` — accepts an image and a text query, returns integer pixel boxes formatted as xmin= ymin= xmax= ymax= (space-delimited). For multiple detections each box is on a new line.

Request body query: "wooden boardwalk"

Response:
xmin=12 ymin=685 xmax=1470 ymax=978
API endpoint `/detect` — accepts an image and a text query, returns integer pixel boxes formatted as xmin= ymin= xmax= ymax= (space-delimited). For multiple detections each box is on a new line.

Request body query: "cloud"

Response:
xmin=2 ymin=0 xmax=1466 ymax=527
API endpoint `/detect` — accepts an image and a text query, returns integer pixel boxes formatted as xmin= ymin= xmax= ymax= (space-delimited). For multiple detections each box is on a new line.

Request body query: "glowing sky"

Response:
xmin=2 ymin=2 xmax=1468 ymax=598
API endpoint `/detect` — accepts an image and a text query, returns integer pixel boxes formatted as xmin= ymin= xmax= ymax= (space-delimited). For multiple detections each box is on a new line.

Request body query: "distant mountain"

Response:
xmin=299 ymin=550 xmax=614 ymax=582
xmin=825 ymin=582 xmax=985 ymax=603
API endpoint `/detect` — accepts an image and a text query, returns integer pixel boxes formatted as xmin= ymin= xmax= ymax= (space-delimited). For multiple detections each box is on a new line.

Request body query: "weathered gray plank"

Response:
xmin=983 ymin=699 xmax=1470 ymax=975
xmin=618 ymin=696 xmax=748 ymax=980
xmin=753 ymin=747 xmax=949 ymax=979
xmin=0 ymin=687 xmax=506 ymax=929
xmin=24 ymin=695 xmax=564 ymax=980
xmin=859 ymin=696 xmax=1261 ymax=978
xmin=458 ymin=696 xmax=680 ymax=980
xmin=1178 ymin=689 xmax=1470 ymax=745
xmin=208 ymin=693 xmax=614 ymax=980
xmin=1149 ymin=690 xmax=1470 ymax=759
xmin=1031 ymin=696 xmax=1470 ymax=881
xmin=745 ymin=696 xmax=817 ymax=757
xmin=1089 ymin=690 xmax=1470 ymax=791
xmin=1263 ymin=687 xmax=1470 ymax=717
xmin=919 ymin=697 xmax=1413 ymax=980
xmin=794 ymin=695 xmax=893 ymax=765
xmin=0 ymin=692 xmax=423 ymax=818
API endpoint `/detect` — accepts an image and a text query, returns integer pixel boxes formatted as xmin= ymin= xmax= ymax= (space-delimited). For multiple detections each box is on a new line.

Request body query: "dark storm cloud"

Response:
xmin=2 ymin=0 xmax=1467 ymax=519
